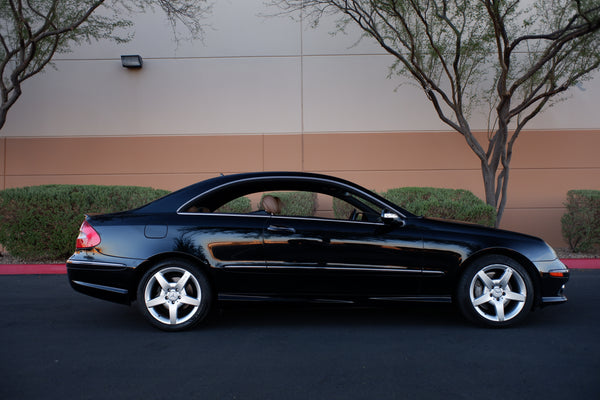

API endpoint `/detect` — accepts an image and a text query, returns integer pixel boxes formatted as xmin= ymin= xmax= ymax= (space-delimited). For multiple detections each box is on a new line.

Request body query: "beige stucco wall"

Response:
xmin=1 ymin=0 xmax=599 ymax=247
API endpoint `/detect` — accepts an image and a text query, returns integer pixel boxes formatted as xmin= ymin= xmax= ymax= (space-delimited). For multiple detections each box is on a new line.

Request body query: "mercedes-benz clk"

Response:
xmin=67 ymin=172 xmax=569 ymax=331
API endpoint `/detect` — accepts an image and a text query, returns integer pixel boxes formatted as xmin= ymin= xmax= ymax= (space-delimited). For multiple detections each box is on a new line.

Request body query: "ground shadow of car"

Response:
xmin=208 ymin=300 xmax=467 ymax=330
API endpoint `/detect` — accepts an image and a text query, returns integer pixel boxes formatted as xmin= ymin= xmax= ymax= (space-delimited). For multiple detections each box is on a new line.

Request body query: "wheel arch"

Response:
xmin=458 ymin=248 xmax=542 ymax=306
xmin=129 ymin=252 xmax=215 ymax=302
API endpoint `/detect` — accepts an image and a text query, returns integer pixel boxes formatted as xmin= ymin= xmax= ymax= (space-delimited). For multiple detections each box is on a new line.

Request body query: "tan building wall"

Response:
xmin=2 ymin=129 xmax=599 ymax=247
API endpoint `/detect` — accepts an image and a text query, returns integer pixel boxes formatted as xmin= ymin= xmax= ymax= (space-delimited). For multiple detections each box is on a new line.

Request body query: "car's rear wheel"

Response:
xmin=137 ymin=259 xmax=212 ymax=331
xmin=457 ymin=255 xmax=534 ymax=327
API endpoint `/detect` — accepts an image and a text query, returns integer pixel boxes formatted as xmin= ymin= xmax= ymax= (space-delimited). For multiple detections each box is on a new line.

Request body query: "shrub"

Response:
xmin=261 ymin=191 xmax=317 ymax=216
xmin=215 ymin=196 xmax=252 ymax=213
xmin=382 ymin=187 xmax=496 ymax=227
xmin=561 ymin=190 xmax=600 ymax=252
xmin=332 ymin=196 xmax=355 ymax=219
xmin=0 ymin=185 xmax=169 ymax=262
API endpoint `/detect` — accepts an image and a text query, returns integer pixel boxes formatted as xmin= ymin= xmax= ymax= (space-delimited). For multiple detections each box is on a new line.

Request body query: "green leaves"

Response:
xmin=0 ymin=184 xmax=169 ymax=261
xmin=261 ymin=191 xmax=317 ymax=217
xmin=561 ymin=190 xmax=600 ymax=252
xmin=215 ymin=196 xmax=252 ymax=213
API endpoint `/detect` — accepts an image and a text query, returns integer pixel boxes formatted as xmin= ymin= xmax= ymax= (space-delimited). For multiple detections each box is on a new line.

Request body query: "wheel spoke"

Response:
xmin=504 ymin=290 xmax=526 ymax=302
xmin=472 ymin=292 xmax=492 ymax=307
xmin=175 ymin=271 xmax=192 ymax=291
xmin=498 ymin=268 xmax=513 ymax=288
xmin=180 ymin=295 xmax=201 ymax=307
xmin=168 ymin=303 xmax=179 ymax=325
xmin=493 ymin=300 xmax=505 ymax=322
xmin=154 ymin=272 xmax=171 ymax=291
xmin=476 ymin=271 xmax=494 ymax=289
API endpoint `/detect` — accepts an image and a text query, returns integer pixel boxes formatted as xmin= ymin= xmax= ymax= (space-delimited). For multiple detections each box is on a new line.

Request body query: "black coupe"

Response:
xmin=67 ymin=172 xmax=569 ymax=330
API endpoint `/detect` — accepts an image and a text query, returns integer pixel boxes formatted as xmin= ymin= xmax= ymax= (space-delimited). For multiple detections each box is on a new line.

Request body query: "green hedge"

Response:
xmin=382 ymin=187 xmax=496 ymax=227
xmin=261 ymin=191 xmax=317 ymax=216
xmin=561 ymin=190 xmax=600 ymax=252
xmin=215 ymin=196 xmax=252 ymax=213
xmin=0 ymin=185 xmax=169 ymax=262
xmin=332 ymin=196 xmax=355 ymax=219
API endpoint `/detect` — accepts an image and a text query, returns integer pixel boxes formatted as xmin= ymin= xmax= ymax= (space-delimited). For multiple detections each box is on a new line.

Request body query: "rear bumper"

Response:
xmin=66 ymin=252 xmax=144 ymax=304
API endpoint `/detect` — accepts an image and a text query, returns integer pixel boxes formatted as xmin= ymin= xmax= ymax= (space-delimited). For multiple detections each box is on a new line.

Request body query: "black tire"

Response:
xmin=456 ymin=255 xmax=534 ymax=327
xmin=137 ymin=259 xmax=212 ymax=331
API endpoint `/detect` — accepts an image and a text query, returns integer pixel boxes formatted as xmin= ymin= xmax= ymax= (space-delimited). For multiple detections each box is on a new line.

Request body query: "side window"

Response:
xmin=183 ymin=196 xmax=253 ymax=214
xmin=332 ymin=196 xmax=355 ymax=219
xmin=181 ymin=185 xmax=384 ymax=222
xmin=258 ymin=191 xmax=382 ymax=222
xmin=259 ymin=191 xmax=316 ymax=217
xmin=332 ymin=193 xmax=383 ymax=222
xmin=214 ymin=196 xmax=252 ymax=214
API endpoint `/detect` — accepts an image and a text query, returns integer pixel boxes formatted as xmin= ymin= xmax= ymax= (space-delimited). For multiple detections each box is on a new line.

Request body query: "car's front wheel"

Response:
xmin=137 ymin=259 xmax=212 ymax=331
xmin=457 ymin=255 xmax=534 ymax=327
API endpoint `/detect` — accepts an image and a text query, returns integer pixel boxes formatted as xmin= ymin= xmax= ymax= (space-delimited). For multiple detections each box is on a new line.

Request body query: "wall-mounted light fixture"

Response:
xmin=121 ymin=55 xmax=143 ymax=69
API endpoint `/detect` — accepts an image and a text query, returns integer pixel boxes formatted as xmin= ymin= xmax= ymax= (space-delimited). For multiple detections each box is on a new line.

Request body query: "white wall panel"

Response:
xmin=525 ymin=76 xmax=600 ymax=130
xmin=2 ymin=57 xmax=302 ymax=136
xmin=302 ymin=55 xmax=451 ymax=132
xmin=61 ymin=0 xmax=301 ymax=60
xmin=303 ymin=54 xmax=600 ymax=133
xmin=301 ymin=9 xmax=385 ymax=56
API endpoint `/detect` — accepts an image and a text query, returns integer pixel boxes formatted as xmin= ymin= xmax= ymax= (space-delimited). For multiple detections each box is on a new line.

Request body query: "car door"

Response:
xmin=173 ymin=213 xmax=273 ymax=294
xmin=262 ymin=214 xmax=423 ymax=297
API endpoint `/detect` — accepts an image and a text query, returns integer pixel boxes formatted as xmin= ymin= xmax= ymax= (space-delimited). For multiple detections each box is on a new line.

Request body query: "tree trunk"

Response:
xmin=481 ymin=163 xmax=499 ymax=224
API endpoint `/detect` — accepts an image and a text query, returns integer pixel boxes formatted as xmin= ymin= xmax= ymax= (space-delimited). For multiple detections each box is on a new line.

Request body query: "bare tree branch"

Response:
xmin=271 ymin=0 xmax=600 ymax=225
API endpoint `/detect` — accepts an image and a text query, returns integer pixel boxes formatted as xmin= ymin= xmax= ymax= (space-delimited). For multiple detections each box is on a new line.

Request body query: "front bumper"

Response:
xmin=533 ymin=258 xmax=569 ymax=306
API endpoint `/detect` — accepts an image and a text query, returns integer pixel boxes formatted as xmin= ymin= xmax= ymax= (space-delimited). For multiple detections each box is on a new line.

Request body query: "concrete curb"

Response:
xmin=0 ymin=258 xmax=599 ymax=275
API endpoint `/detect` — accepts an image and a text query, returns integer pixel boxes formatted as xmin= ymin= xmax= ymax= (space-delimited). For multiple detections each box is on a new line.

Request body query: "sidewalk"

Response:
xmin=1 ymin=258 xmax=598 ymax=275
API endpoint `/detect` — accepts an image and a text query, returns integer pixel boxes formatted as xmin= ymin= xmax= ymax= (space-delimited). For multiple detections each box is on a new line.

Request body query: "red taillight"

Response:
xmin=76 ymin=220 xmax=101 ymax=249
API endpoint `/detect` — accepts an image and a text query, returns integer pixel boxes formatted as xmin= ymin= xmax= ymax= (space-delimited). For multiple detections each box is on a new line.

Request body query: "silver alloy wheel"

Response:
xmin=143 ymin=266 xmax=202 ymax=326
xmin=469 ymin=263 xmax=527 ymax=322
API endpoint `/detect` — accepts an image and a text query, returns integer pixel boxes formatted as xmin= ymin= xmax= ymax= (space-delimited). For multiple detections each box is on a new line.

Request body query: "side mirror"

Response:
xmin=381 ymin=210 xmax=404 ymax=226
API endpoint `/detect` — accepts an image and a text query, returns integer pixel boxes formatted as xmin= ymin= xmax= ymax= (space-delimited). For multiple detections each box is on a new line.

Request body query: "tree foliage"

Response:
xmin=561 ymin=189 xmax=600 ymax=252
xmin=0 ymin=0 xmax=211 ymax=130
xmin=272 ymin=0 xmax=600 ymax=225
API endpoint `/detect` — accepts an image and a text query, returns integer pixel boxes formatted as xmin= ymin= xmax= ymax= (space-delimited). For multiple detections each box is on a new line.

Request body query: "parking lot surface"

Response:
xmin=1 ymin=270 xmax=599 ymax=399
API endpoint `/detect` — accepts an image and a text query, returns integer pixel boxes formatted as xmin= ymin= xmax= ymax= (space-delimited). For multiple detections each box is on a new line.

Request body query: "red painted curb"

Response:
xmin=0 ymin=258 xmax=599 ymax=275
xmin=0 ymin=264 xmax=66 ymax=275
xmin=561 ymin=258 xmax=600 ymax=270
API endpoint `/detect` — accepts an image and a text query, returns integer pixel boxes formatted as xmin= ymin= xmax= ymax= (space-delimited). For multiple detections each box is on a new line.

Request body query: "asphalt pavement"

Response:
xmin=1 ymin=270 xmax=599 ymax=399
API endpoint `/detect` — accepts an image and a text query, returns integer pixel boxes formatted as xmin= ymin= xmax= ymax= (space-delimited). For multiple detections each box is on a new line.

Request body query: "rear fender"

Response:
xmin=130 ymin=252 xmax=214 ymax=302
